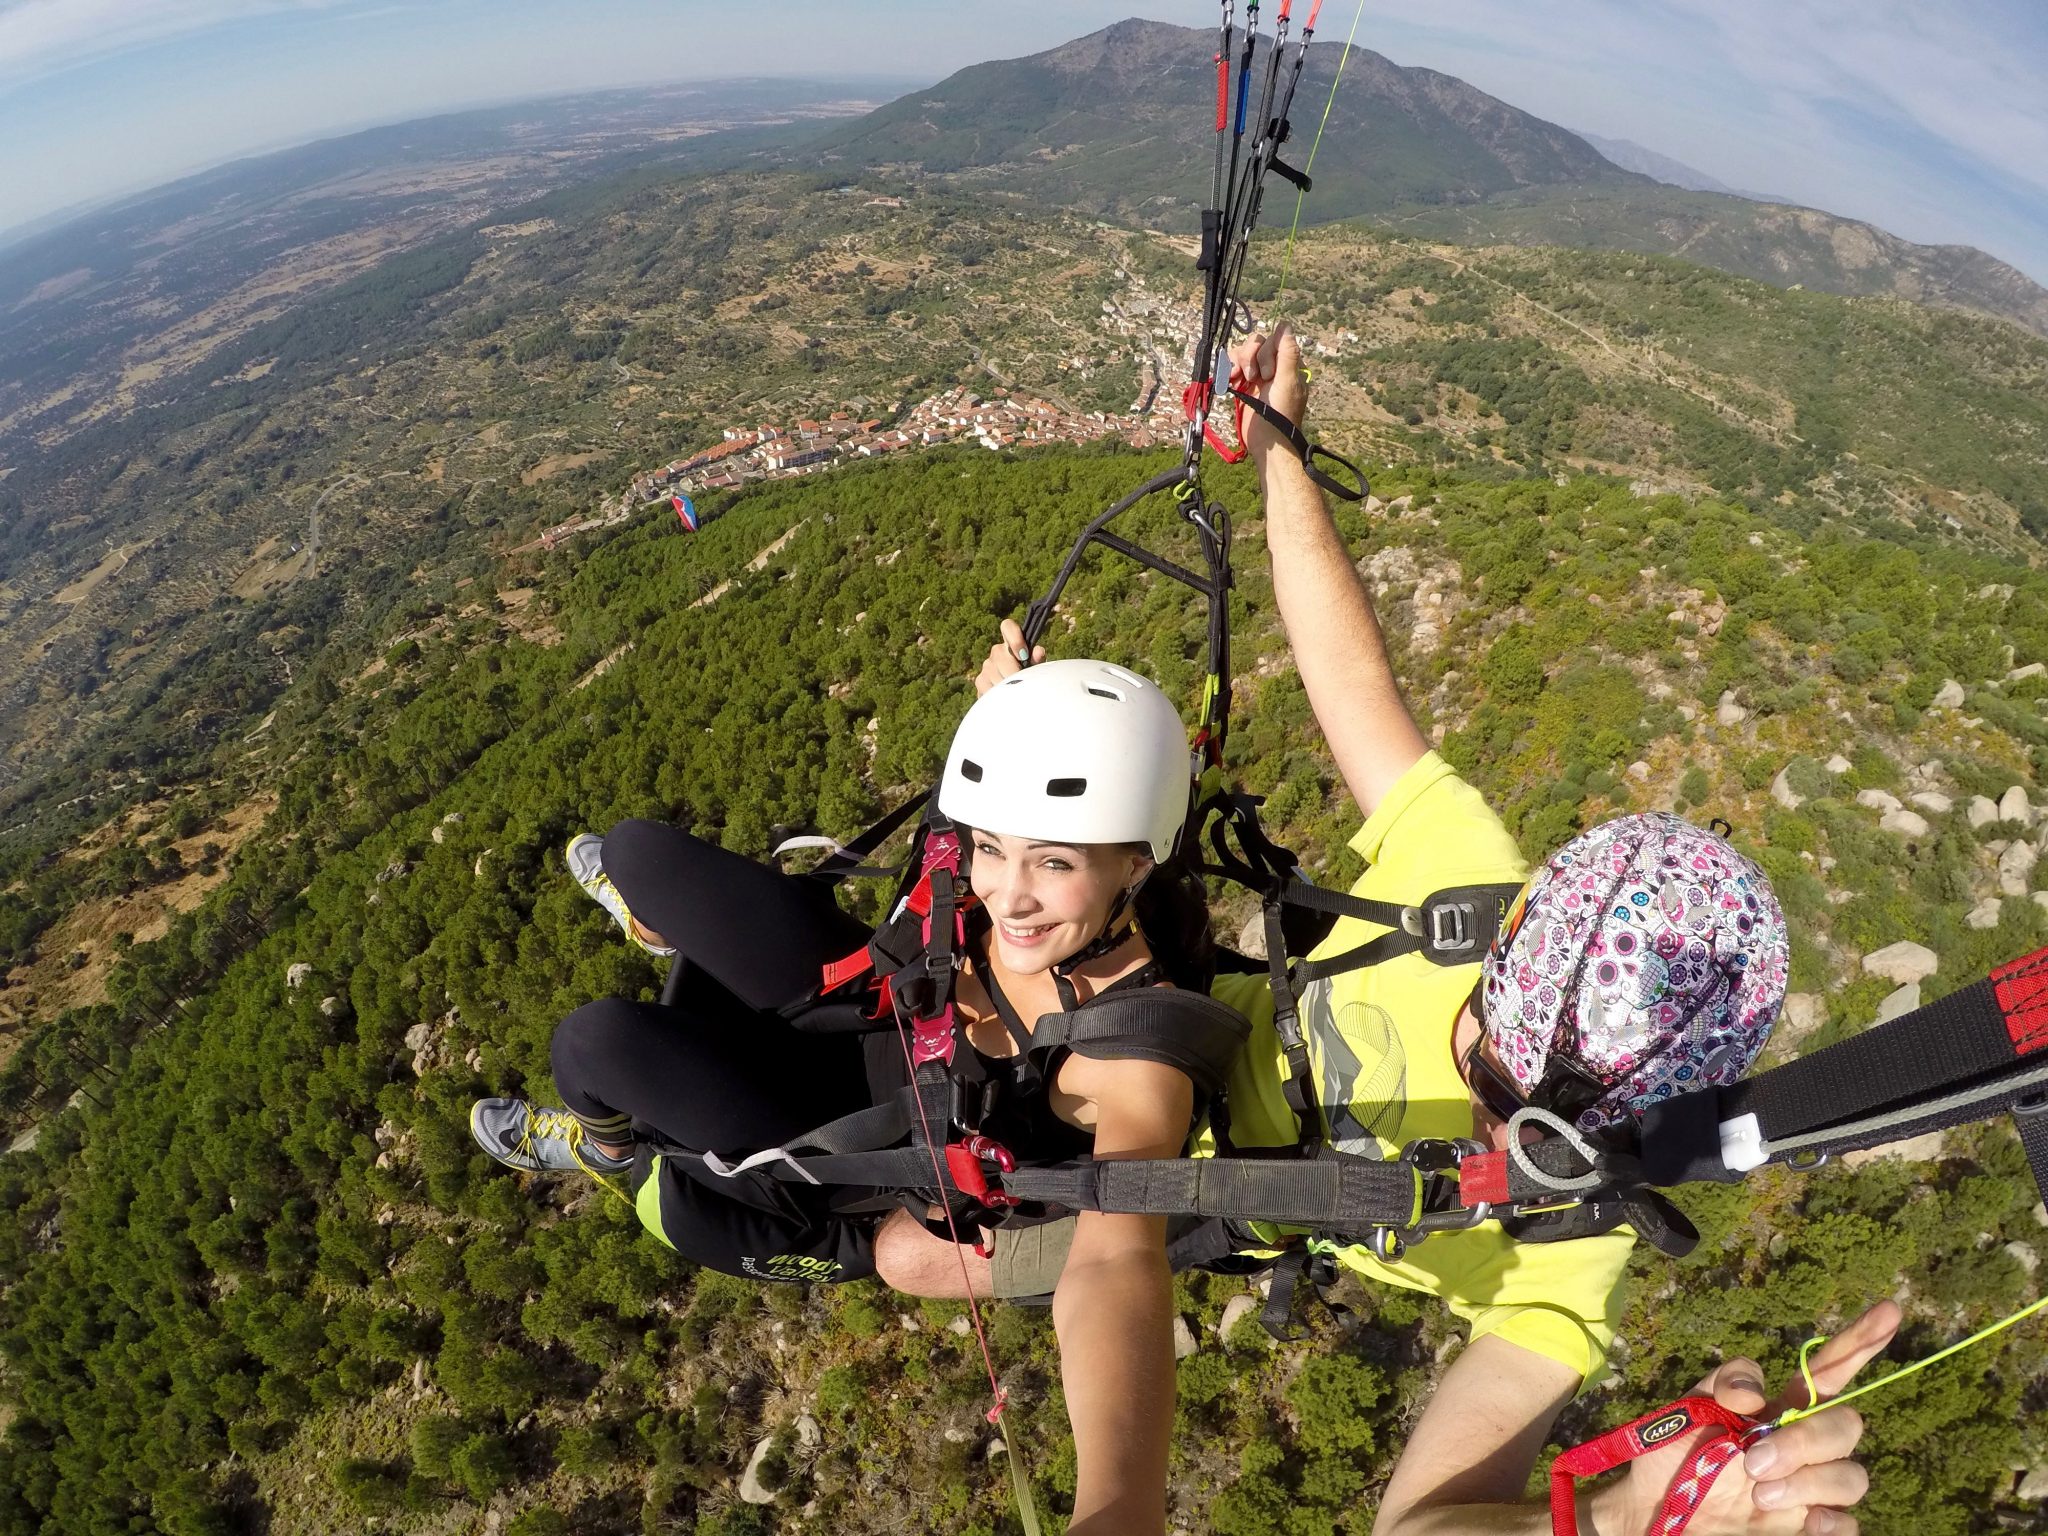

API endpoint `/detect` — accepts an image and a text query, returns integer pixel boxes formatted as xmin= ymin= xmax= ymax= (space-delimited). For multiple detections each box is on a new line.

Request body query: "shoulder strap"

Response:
xmin=1287 ymin=881 xmax=1524 ymax=985
xmin=1028 ymin=988 xmax=1253 ymax=1101
xmin=973 ymin=953 xmax=1039 ymax=1060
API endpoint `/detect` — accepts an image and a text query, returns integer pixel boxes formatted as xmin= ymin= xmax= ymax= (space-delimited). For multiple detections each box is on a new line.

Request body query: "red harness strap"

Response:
xmin=1549 ymin=1396 xmax=1765 ymax=1536
xmin=816 ymin=827 xmax=982 ymax=1016
xmin=1992 ymin=946 xmax=2048 ymax=1054
xmin=819 ymin=948 xmax=875 ymax=994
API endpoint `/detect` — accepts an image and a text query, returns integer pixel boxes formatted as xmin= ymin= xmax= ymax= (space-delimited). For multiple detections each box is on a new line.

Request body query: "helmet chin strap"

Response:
xmin=1047 ymin=876 xmax=1149 ymax=1011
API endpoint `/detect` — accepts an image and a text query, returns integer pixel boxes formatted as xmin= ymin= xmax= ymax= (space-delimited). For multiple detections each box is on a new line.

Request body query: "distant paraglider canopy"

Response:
xmin=672 ymin=494 xmax=699 ymax=532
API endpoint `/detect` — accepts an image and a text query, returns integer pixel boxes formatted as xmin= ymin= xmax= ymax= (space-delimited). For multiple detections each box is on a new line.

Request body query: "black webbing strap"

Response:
xmin=1259 ymin=1247 xmax=1312 ymax=1340
xmin=1263 ymin=892 xmax=1321 ymax=1153
xmin=1086 ymin=529 xmax=1217 ymax=596
xmin=2016 ymin=1101 xmax=2048 ymax=1209
xmin=803 ymin=791 xmax=931 ymax=889
xmin=1468 ymin=1137 xmax=1647 ymax=1208
xmin=1286 ymin=881 xmax=1523 ymax=985
xmin=1741 ymin=1062 xmax=2048 ymax=1172
xmin=1231 ymin=387 xmax=1369 ymax=503
xmin=1020 ymin=467 xmax=1197 ymax=654
xmin=1015 ymin=1153 xmax=1423 ymax=1228
xmin=726 ymin=1147 xmax=1425 ymax=1229
xmin=1031 ymin=989 xmax=1254 ymax=1102
xmin=1165 ymin=1215 xmax=1251 ymax=1271
xmin=1718 ymin=968 xmax=2041 ymax=1143
xmin=1273 ymin=879 xmax=1410 ymax=927
xmin=785 ymin=1096 xmax=916 ymax=1157
xmin=1290 ymin=929 xmax=1423 ymax=986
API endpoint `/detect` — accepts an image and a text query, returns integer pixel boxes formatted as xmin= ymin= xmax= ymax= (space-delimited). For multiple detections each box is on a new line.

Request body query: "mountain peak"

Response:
xmin=817 ymin=21 xmax=1630 ymax=206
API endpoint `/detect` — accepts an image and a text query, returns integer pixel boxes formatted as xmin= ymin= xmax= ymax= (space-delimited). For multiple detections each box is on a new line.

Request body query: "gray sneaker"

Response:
xmin=470 ymin=1098 xmax=633 ymax=1175
xmin=566 ymin=834 xmax=676 ymax=956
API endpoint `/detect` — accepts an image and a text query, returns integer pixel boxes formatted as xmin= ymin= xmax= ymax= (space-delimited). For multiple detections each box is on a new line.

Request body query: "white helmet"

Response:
xmin=938 ymin=659 xmax=1191 ymax=862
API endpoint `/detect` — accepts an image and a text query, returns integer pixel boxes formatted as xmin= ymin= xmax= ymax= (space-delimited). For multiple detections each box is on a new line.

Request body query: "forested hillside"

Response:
xmin=8 ymin=162 xmax=2047 ymax=841
xmin=1372 ymin=184 xmax=2048 ymax=341
xmin=4 ymin=442 xmax=2047 ymax=1534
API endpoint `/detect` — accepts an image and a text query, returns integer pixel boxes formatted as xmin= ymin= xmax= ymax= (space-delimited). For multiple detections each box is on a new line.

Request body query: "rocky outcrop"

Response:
xmin=1879 ymin=808 xmax=1929 ymax=840
xmin=1217 ymin=1293 xmax=1269 ymax=1347
xmin=1778 ymin=993 xmax=1826 ymax=1046
xmin=1770 ymin=768 xmax=1802 ymax=810
xmin=2000 ymin=840 xmax=2039 ymax=897
xmin=1842 ymin=1130 xmax=1944 ymax=1167
xmin=739 ymin=1434 xmax=780 ymax=1505
xmin=1966 ymin=898 xmax=2004 ymax=930
xmin=1861 ymin=941 xmax=1937 ymax=985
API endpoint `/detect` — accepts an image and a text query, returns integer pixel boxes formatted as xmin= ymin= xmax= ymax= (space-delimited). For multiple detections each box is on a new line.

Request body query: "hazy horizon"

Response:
xmin=1 ymin=1 xmax=2044 ymax=285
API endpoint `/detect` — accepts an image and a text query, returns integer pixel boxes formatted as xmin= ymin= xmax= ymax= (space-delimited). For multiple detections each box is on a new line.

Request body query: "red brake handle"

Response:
xmin=1549 ymin=1396 xmax=1766 ymax=1536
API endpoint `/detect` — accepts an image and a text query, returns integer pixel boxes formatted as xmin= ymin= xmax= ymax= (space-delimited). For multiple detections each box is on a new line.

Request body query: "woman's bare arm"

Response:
xmin=1051 ymin=1054 xmax=1193 ymax=1536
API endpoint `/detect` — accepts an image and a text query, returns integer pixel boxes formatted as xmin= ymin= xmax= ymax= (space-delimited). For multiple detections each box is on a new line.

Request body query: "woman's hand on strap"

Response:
xmin=1618 ymin=1300 xmax=1900 ymax=1535
xmin=976 ymin=617 xmax=1045 ymax=697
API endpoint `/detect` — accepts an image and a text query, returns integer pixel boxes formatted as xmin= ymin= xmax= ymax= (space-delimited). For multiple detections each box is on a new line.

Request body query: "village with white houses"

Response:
xmin=529 ymin=272 xmax=1356 ymax=552
xmin=626 ymin=377 xmax=1188 ymax=509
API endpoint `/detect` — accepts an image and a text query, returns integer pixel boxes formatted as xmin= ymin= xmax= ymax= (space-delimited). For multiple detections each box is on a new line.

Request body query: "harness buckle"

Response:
xmin=1370 ymin=1139 xmax=1495 ymax=1260
xmin=1400 ymin=900 xmax=1481 ymax=954
xmin=944 ymin=1136 xmax=1021 ymax=1210
xmin=1399 ymin=1136 xmax=1487 ymax=1174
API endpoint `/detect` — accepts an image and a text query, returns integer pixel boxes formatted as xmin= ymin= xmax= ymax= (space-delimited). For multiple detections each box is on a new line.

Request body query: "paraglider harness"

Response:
xmin=654 ymin=0 xmax=2048 ymax=1293
xmin=629 ymin=6 xmax=2048 ymax=1527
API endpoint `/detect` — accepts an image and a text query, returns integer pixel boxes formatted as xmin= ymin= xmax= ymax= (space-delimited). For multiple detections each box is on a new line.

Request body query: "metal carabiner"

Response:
xmin=1367 ymin=1139 xmax=1497 ymax=1261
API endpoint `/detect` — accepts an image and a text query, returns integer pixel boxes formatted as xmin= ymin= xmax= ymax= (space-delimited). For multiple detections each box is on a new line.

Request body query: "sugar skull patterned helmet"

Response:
xmin=1479 ymin=812 xmax=1790 ymax=1131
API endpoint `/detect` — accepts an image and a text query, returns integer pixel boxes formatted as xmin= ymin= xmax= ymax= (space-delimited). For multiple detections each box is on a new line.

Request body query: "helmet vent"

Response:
xmin=1045 ymin=777 xmax=1087 ymax=798
xmin=959 ymin=759 xmax=983 ymax=782
xmin=1086 ymin=685 xmax=1122 ymax=700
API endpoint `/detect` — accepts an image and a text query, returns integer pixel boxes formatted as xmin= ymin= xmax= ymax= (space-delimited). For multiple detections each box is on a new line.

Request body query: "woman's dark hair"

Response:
xmin=1132 ymin=849 xmax=1217 ymax=993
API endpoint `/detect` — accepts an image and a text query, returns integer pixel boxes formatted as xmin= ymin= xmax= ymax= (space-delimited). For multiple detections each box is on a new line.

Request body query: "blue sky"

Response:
xmin=1 ymin=0 xmax=2044 ymax=284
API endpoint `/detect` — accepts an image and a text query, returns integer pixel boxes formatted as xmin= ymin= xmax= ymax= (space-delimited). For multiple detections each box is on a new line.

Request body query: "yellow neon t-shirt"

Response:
xmin=1208 ymin=751 xmax=1634 ymax=1385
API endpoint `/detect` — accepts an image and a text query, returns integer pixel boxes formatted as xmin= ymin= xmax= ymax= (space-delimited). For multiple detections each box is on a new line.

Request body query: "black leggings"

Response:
xmin=551 ymin=820 xmax=882 ymax=1282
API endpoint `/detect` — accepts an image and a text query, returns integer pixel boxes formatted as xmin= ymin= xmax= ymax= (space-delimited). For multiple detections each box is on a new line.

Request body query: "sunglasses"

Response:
xmin=1460 ymin=989 xmax=1665 ymax=1127
xmin=1462 ymin=1035 xmax=1626 ymax=1124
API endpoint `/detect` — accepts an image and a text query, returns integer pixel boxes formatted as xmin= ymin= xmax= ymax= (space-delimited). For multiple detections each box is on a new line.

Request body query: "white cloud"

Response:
xmin=1663 ymin=0 xmax=2048 ymax=203
xmin=0 ymin=0 xmax=367 ymax=82
xmin=1371 ymin=0 xmax=2047 ymax=277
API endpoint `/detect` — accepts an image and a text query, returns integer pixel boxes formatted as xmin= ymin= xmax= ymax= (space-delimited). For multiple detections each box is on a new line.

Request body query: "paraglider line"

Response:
xmin=1277 ymin=0 xmax=1368 ymax=306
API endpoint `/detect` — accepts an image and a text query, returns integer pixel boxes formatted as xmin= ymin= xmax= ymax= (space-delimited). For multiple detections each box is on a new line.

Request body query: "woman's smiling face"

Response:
xmin=968 ymin=830 xmax=1149 ymax=973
